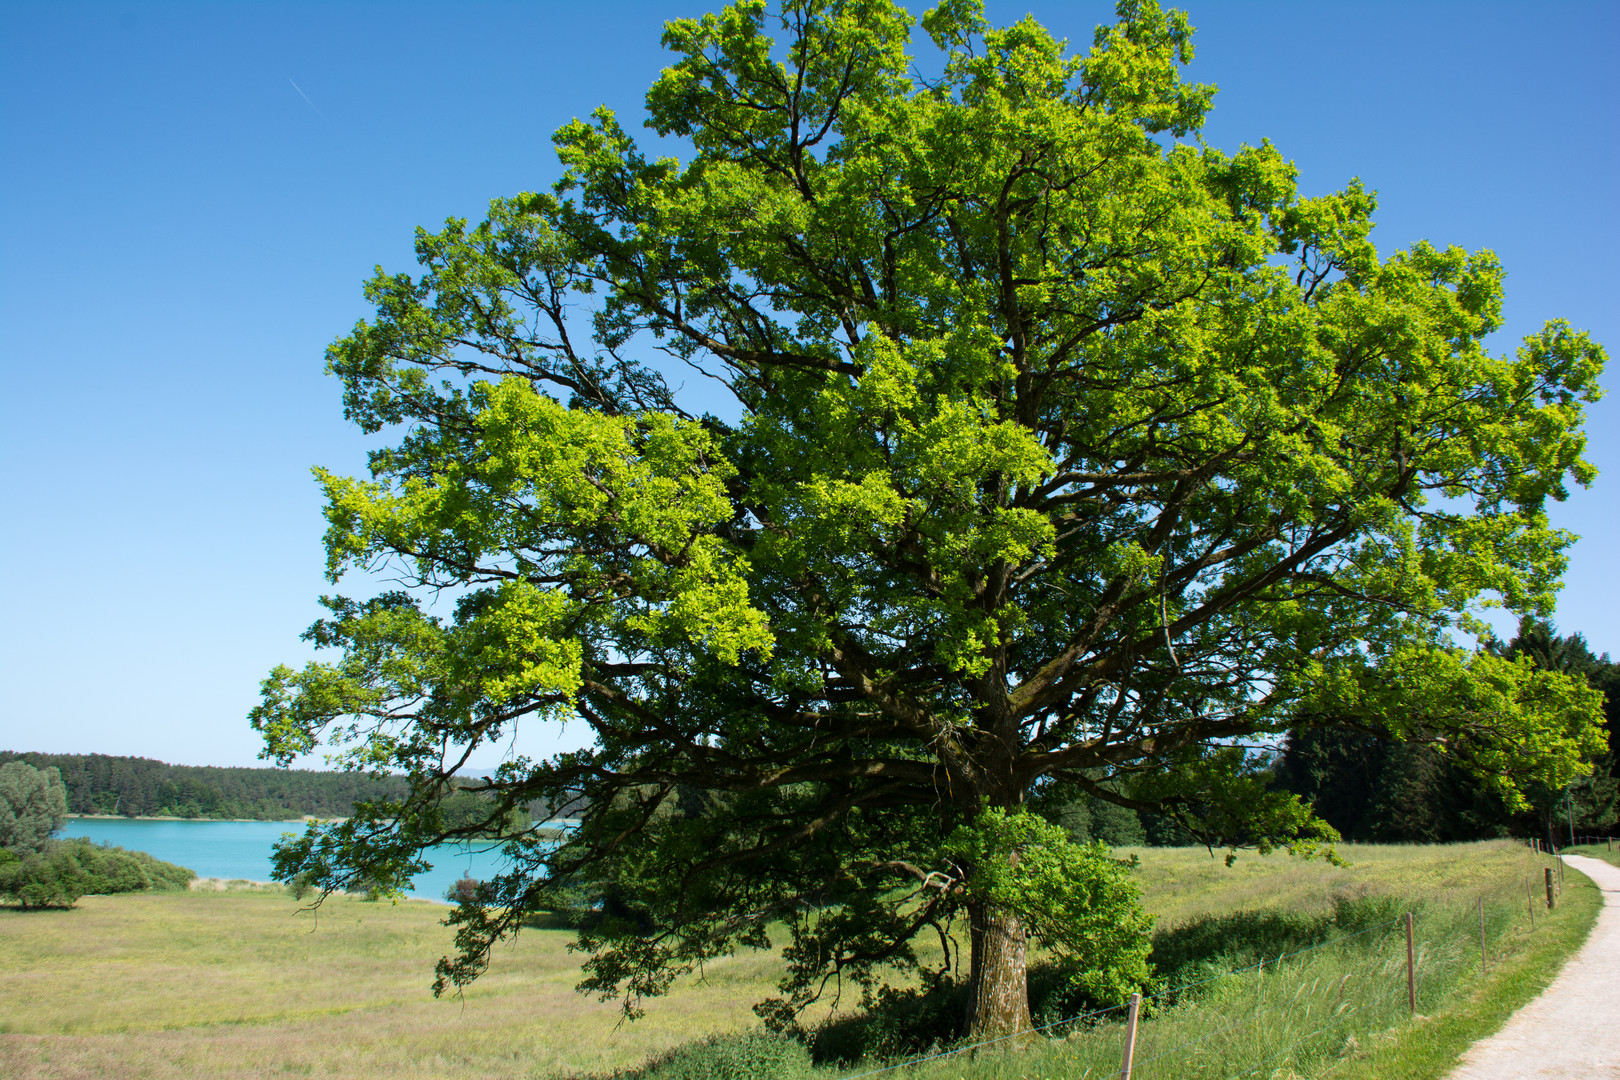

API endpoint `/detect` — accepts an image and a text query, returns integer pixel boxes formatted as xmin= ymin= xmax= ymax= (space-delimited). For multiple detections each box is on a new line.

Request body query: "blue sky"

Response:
xmin=2 ymin=1 xmax=1615 ymax=769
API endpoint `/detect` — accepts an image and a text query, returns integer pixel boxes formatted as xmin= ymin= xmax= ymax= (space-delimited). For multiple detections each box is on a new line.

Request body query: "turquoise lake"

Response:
xmin=61 ymin=818 xmax=520 ymax=903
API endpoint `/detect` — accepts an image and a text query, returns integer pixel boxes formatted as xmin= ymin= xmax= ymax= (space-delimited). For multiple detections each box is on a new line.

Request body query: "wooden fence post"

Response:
xmin=1545 ymin=867 xmax=1556 ymax=910
xmin=1120 ymin=992 xmax=1141 ymax=1080
xmin=1479 ymin=897 xmax=1487 ymax=973
xmin=1527 ymin=877 xmax=1535 ymax=927
xmin=1405 ymin=912 xmax=1416 ymax=1015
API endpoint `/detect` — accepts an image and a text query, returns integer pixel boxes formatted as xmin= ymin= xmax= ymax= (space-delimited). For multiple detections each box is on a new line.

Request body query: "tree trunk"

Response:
xmin=963 ymin=900 xmax=1033 ymax=1041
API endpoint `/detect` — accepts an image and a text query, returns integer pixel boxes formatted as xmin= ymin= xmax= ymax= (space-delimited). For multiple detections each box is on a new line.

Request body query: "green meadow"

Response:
xmin=0 ymin=840 xmax=1597 ymax=1080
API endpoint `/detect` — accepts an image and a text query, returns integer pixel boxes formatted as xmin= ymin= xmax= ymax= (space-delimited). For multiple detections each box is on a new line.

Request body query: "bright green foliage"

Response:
xmin=942 ymin=807 xmax=1151 ymax=1004
xmin=0 ymin=761 xmax=68 ymax=854
xmin=1307 ymin=644 xmax=1605 ymax=811
xmin=252 ymin=0 xmax=1606 ymax=1040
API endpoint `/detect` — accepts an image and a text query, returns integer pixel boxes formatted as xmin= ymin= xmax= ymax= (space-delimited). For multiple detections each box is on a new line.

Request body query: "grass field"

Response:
xmin=0 ymin=841 xmax=1597 ymax=1080
xmin=1566 ymin=841 xmax=1620 ymax=870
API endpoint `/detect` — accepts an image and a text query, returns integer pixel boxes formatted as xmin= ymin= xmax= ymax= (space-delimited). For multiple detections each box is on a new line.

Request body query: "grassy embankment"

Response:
xmin=0 ymin=841 xmax=1597 ymax=1080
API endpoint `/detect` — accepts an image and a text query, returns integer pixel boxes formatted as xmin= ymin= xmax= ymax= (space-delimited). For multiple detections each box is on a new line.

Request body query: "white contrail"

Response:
xmin=288 ymin=78 xmax=325 ymax=120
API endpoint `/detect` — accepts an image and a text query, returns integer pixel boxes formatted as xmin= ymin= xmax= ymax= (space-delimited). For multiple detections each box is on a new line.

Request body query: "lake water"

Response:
xmin=61 ymin=818 xmax=522 ymax=903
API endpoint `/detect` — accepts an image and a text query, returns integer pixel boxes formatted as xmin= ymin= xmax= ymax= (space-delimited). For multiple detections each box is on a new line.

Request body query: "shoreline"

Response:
xmin=189 ymin=876 xmax=282 ymax=891
xmin=68 ymin=814 xmax=344 ymax=823
xmin=186 ymin=876 xmax=454 ymax=904
xmin=68 ymin=815 xmax=573 ymax=834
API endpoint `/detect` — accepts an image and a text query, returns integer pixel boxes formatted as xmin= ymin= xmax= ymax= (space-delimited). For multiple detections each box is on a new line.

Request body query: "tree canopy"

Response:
xmin=0 ymin=761 xmax=67 ymax=855
xmin=253 ymin=0 xmax=1608 ymax=1039
xmin=1278 ymin=618 xmax=1618 ymax=846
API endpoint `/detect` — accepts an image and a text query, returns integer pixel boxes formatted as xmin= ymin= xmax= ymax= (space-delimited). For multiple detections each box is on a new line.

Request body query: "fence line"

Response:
xmin=832 ymin=848 xmax=1577 ymax=1080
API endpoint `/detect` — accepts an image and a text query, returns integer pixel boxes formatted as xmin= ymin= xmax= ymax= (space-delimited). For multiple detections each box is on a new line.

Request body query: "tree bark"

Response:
xmin=963 ymin=900 xmax=1033 ymax=1041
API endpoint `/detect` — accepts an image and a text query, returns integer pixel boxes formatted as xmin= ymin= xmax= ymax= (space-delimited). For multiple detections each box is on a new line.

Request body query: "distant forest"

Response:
xmin=1274 ymin=621 xmax=1619 ymax=848
xmin=0 ymin=752 xmax=410 ymax=821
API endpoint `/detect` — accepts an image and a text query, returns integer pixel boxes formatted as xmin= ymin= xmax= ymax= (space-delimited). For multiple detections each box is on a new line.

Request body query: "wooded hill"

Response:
xmin=0 ymin=752 xmax=410 ymax=821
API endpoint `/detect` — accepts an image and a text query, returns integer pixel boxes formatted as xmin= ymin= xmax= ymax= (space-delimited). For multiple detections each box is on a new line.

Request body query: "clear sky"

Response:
xmin=2 ymin=1 xmax=1616 ymax=769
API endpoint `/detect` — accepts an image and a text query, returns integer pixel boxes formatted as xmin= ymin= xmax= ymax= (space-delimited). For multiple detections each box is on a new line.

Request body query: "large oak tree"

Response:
xmin=253 ymin=0 xmax=1608 ymax=1040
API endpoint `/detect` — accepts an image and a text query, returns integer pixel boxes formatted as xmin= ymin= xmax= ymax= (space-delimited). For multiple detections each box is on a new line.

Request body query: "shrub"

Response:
xmin=0 ymin=839 xmax=194 ymax=908
xmin=446 ymin=876 xmax=481 ymax=905
xmin=632 ymin=1031 xmax=813 ymax=1080
xmin=0 ymin=846 xmax=89 ymax=907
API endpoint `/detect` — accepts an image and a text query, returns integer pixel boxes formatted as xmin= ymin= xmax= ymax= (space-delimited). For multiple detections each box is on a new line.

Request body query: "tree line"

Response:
xmin=1275 ymin=620 xmax=1618 ymax=848
xmin=0 ymin=752 xmax=411 ymax=821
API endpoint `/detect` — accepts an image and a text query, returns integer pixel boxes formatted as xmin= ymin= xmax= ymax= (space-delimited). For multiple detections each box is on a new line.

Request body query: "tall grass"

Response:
xmin=819 ymin=840 xmax=1587 ymax=1080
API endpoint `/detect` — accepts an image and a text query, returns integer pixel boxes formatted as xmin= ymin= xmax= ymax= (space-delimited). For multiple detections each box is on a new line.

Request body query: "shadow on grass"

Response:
xmin=1146 ymin=891 xmax=1404 ymax=1007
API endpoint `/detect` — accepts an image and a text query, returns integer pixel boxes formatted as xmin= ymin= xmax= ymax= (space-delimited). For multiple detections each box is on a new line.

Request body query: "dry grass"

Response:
xmin=0 ymin=840 xmax=1582 ymax=1080
xmin=0 ymin=889 xmax=774 ymax=1079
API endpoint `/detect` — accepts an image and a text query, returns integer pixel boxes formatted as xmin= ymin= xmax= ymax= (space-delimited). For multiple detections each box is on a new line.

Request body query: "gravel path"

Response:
xmin=1446 ymin=854 xmax=1620 ymax=1079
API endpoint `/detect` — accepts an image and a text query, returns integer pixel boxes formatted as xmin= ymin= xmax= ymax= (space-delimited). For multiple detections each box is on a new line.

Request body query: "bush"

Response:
xmin=630 ymin=1031 xmax=813 ymax=1080
xmin=446 ymin=876 xmax=481 ymax=905
xmin=0 ymin=846 xmax=90 ymax=907
xmin=0 ymin=839 xmax=194 ymax=908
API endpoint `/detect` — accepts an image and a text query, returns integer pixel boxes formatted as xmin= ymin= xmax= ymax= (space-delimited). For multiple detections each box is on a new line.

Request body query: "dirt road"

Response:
xmin=1446 ymin=853 xmax=1620 ymax=1079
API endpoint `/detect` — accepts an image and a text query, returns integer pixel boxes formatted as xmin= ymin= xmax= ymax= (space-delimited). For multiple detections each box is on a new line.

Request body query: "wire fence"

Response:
xmin=833 ymin=844 xmax=1583 ymax=1080
xmin=1565 ymin=835 xmax=1617 ymax=850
